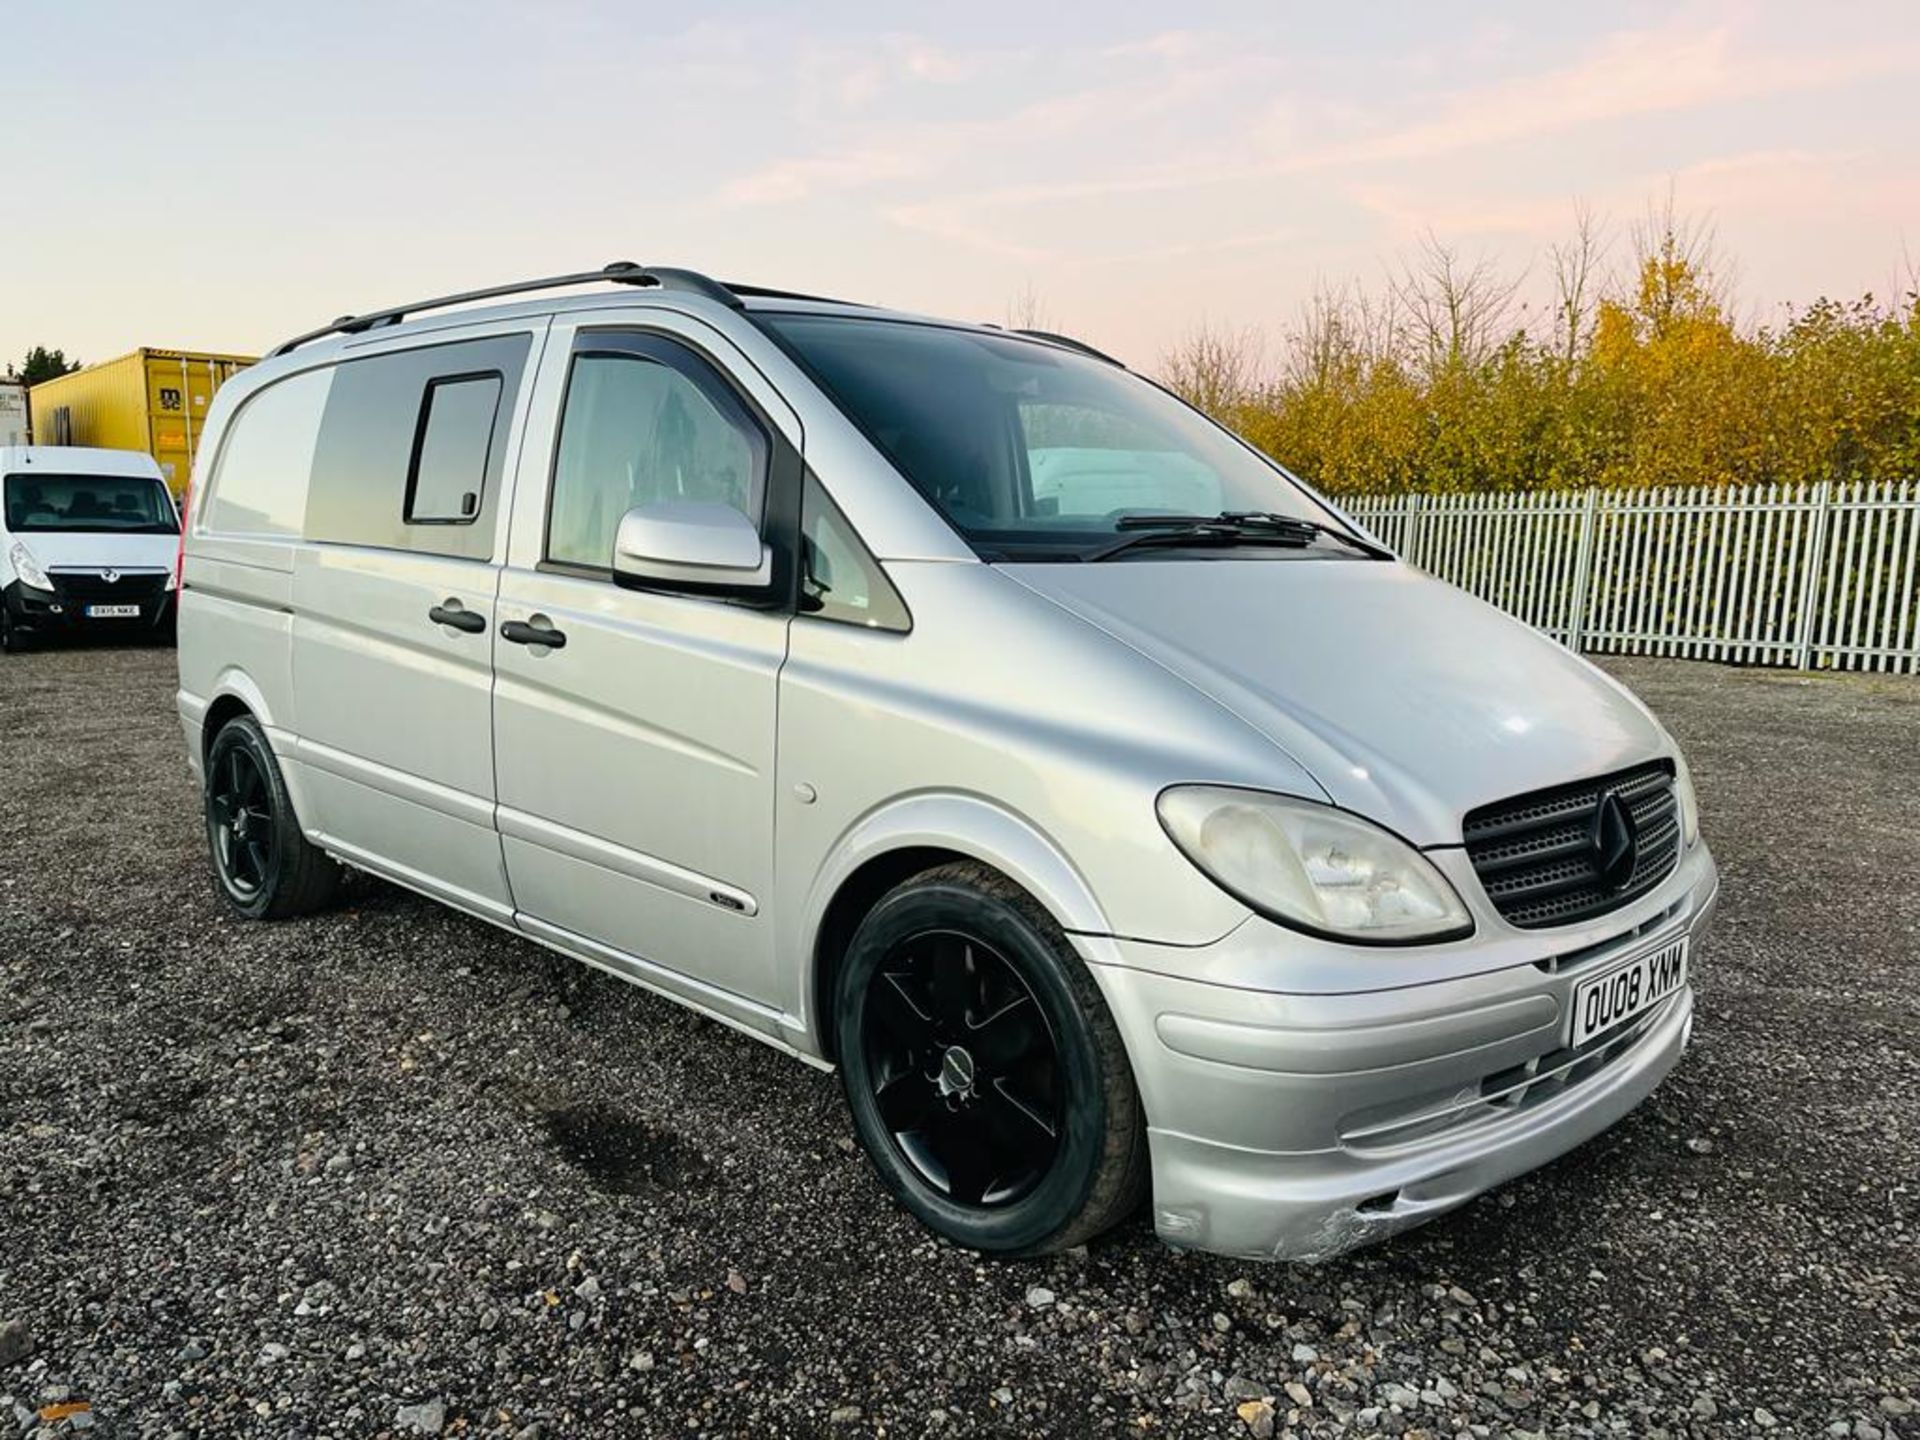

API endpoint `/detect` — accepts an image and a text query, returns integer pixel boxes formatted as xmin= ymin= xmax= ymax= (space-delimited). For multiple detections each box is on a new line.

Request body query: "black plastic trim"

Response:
xmin=271 ymin=262 xmax=745 ymax=357
xmin=402 ymin=371 xmax=503 ymax=527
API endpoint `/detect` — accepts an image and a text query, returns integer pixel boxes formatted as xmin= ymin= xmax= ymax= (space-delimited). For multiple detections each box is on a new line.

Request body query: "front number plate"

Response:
xmin=85 ymin=604 xmax=141 ymax=618
xmin=1570 ymin=935 xmax=1688 ymax=1048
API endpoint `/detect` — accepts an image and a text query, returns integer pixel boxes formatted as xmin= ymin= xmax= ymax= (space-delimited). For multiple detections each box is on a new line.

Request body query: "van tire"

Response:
xmin=0 ymin=606 xmax=27 ymax=654
xmin=205 ymin=715 xmax=340 ymax=920
xmin=835 ymin=862 xmax=1148 ymax=1255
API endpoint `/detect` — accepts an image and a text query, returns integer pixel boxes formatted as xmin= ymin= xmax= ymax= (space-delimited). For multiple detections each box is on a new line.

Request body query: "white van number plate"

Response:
xmin=1570 ymin=935 xmax=1688 ymax=1048
xmin=85 ymin=604 xmax=141 ymax=618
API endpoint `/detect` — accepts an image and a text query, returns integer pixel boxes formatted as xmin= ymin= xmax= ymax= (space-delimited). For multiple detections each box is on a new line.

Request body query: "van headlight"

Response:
xmin=8 ymin=542 xmax=51 ymax=592
xmin=1673 ymin=754 xmax=1700 ymax=848
xmin=1157 ymin=785 xmax=1474 ymax=944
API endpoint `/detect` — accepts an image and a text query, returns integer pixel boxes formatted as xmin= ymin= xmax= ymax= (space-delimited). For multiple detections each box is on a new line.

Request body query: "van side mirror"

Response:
xmin=611 ymin=501 xmax=772 ymax=594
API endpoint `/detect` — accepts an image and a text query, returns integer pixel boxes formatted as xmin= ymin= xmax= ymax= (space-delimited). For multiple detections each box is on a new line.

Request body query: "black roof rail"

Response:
xmin=268 ymin=262 xmax=744 ymax=357
xmin=1014 ymin=328 xmax=1125 ymax=367
xmin=723 ymin=280 xmax=868 ymax=307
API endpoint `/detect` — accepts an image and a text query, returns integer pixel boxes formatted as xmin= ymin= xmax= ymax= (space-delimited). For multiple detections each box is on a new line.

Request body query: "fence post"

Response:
xmin=1791 ymin=479 xmax=1834 ymax=670
xmin=1403 ymin=492 xmax=1424 ymax=566
xmin=1566 ymin=488 xmax=1600 ymax=652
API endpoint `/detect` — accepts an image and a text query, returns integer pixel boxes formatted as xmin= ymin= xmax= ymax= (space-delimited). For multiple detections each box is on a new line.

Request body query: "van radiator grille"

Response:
xmin=1463 ymin=761 xmax=1680 ymax=929
xmin=50 ymin=570 xmax=169 ymax=602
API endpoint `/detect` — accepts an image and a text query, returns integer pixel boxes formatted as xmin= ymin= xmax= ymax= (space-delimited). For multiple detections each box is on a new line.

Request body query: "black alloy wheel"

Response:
xmin=864 ymin=929 xmax=1062 ymax=1207
xmin=210 ymin=741 xmax=275 ymax=899
xmin=836 ymin=862 xmax=1148 ymax=1255
xmin=204 ymin=715 xmax=341 ymax=920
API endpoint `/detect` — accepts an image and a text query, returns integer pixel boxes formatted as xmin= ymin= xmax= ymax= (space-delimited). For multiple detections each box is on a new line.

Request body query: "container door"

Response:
xmin=148 ymin=355 xmax=247 ymax=495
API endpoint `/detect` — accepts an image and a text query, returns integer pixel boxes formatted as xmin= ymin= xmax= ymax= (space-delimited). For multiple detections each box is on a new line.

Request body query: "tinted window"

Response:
xmin=547 ymin=347 xmax=767 ymax=571
xmin=760 ymin=314 xmax=1341 ymax=560
xmin=407 ymin=375 xmax=501 ymax=524
xmin=800 ymin=473 xmax=909 ymax=631
xmin=202 ymin=366 xmax=331 ymax=537
xmin=4 ymin=473 xmax=177 ymax=534
xmin=307 ymin=333 xmax=530 ymax=559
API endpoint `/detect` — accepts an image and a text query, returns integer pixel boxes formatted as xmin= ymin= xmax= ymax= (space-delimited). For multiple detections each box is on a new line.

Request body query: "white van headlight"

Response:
xmin=1672 ymin=754 xmax=1700 ymax=849
xmin=8 ymin=542 xmax=51 ymax=592
xmin=1157 ymin=786 xmax=1474 ymax=943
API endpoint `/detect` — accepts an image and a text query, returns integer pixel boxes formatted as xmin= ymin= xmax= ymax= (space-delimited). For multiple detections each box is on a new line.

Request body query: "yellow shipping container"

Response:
xmin=28 ymin=347 xmax=256 ymax=495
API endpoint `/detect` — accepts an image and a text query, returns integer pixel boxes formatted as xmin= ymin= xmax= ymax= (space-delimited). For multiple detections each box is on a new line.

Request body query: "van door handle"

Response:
xmin=428 ymin=600 xmax=487 ymax=633
xmin=500 ymin=616 xmax=567 ymax=650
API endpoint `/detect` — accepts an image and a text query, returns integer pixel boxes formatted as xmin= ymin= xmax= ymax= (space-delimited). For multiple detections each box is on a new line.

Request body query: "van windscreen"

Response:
xmin=4 ymin=473 xmax=177 ymax=534
xmin=758 ymin=313 xmax=1342 ymax=561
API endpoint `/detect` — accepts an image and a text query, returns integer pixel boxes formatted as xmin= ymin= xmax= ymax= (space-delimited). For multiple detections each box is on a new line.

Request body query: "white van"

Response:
xmin=177 ymin=265 xmax=1716 ymax=1261
xmin=2 ymin=445 xmax=181 ymax=652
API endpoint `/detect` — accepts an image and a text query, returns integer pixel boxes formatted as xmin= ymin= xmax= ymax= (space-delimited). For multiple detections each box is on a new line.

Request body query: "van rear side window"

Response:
xmin=202 ymin=366 xmax=332 ymax=538
xmin=306 ymin=333 xmax=530 ymax=560
xmin=406 ymin=375 xmax=502 ymax=524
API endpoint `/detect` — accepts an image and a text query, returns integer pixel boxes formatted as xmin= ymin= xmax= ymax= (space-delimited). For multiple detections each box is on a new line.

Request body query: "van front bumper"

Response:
xmin=1085 ymin=843 xmax=1719 ymax=1262
xmin=3 ymin=578 xmax=176 ymax=639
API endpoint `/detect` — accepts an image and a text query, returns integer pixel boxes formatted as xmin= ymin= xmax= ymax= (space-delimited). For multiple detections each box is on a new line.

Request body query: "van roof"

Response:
xmin=0 ymin=445 xmax=168 ymax=479
xmin=263 ymin=262 xmax=1122 ymax=369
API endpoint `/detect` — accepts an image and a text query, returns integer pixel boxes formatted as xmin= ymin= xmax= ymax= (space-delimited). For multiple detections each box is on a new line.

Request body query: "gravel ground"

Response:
xmin=1 ymin=644 xmax=1915 ymax=1439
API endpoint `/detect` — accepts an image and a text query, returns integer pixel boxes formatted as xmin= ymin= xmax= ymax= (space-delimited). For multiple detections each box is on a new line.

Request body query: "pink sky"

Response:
xmin=4 ymin=1 xmax=1917 ymax=371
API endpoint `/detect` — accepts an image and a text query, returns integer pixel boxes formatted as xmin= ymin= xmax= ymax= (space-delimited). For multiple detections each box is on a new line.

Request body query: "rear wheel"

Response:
xmin=205 ymin=715 xmax=340 ymax=920
xmin=836 ymin=862 xmax=1148 ymax=1255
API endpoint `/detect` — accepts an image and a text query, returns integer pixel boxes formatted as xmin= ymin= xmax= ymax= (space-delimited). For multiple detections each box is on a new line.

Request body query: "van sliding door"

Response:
xmin=289 ymin=326 xmax=542 ymax=920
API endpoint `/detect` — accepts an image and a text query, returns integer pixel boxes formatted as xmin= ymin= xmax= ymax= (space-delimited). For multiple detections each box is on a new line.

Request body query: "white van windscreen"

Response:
xmin=4 ymin=474 xmax=177 ymax=534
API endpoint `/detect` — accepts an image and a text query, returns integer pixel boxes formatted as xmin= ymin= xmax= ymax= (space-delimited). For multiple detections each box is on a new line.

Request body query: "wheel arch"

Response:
xmin=198 ymin=666 xmax=280 ymax=762
xmin=802 ymin=793 xmax=1113 ymax=1063
xmin=195 ymin=668 xmax=319 ymax=835
xmin=200 ymin=690 xmax=257 ymax=767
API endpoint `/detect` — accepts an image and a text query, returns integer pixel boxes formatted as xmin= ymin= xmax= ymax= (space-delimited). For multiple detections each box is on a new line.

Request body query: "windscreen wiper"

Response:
xmin=1086 ymin=511 xmax=1392 ymax=563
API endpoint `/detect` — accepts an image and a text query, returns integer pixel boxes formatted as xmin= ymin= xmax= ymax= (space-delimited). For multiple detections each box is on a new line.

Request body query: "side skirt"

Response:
xmin=315 ymin=842 xmax=830 ymax=1072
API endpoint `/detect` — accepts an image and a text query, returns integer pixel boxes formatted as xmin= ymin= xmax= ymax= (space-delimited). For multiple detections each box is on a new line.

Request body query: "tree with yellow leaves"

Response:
xmin=1160 ymin=199 xmax=1920 ymax=496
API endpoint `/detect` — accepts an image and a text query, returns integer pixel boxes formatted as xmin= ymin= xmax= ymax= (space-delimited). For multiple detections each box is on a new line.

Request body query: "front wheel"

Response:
xmin=205 ymin=715 xmax=341 ymax=920
xmin=835 ymin=862 xmax=1148 ymax=1255
xmin=0 ymin=602 xmax=28 ymax=654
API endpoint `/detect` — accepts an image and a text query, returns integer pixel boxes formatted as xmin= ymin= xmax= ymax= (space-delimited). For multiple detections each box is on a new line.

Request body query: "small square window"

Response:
xmin=406 ymin=374 xmax=501 ymax=524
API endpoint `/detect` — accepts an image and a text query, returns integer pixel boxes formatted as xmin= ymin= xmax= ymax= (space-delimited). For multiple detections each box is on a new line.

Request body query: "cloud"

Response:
xmin=793 ymin=33 xmax=1015 ymax=115
xmin=1346 ymin=147 xmax=1907 ymax=244
xmin=1101 ymin=31 xmax=1213 ymax=63
xmin=1300 ymin=23 xmax=1919 ymax=174
xmin=712 ymin=7 xmax=1920 ymax=299
xmin=876 ymin=201 xmax=1058 ymax=264
xmin=717 ymin=29 xmax=1288 ymax=209
xmin=720 ymin=148 xmax=925 ymax=207
xmin=1311 ymin=22 xmax=1747 ymax=169
xmin=858 ymin=16 xmax=1920 ymax=247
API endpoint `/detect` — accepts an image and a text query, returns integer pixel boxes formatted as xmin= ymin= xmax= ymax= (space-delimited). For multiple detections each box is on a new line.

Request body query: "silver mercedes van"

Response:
xmin=176 ymin=263 xmax=1716 ymax=1262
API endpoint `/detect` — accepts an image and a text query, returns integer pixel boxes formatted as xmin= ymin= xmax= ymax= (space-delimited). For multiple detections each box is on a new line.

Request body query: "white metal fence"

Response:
xmin=1342 ymin=481 xmax=1920 ymax=674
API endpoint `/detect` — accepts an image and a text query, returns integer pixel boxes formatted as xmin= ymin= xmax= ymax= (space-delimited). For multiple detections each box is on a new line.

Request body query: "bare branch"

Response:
xmin=1004 ymin=283 xmax=1051 ymax=333
xmin=1388 ymin=232 xmax=1526 ymax=375
xmin=1624 ymin=185 xmax=1737 ymax=332
xmin=1548 ymin=201 xmax=1609 ymax=363
xmin=1158 ymin=321 xmax=1267 ymax=418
